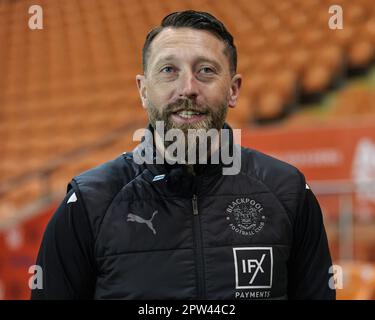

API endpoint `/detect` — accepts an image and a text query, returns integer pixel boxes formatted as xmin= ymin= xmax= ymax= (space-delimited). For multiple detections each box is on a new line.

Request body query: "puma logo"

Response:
xmin=126 ymin=210 xmax=158 ymax=235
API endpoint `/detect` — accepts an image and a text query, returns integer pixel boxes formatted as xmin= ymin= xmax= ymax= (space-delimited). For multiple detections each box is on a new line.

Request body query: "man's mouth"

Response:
xmin=170 ymin=109 xmax=208 ymax=124
xmin=175 ymin=110 xmax=205 ymax=119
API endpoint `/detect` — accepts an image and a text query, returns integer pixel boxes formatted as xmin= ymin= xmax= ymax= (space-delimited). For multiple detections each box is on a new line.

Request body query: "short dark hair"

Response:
xmin=142 ymin=10 xmax=237 ymax=75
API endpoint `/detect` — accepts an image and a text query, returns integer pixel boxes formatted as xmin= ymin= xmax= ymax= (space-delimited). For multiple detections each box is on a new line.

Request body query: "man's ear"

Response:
xmin=136 ymin=74 xmax=147 ymax=109
xmin=228 ymin=74 xmax=242 ymax=108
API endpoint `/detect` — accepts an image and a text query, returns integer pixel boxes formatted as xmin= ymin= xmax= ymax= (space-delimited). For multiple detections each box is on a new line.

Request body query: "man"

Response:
xmin=31 ymin=10 xmax=336 ymax=300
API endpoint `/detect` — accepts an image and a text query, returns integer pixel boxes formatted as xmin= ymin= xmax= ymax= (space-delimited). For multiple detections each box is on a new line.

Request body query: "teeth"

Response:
xmin=177 ymin=110 xmax=202 ymax=118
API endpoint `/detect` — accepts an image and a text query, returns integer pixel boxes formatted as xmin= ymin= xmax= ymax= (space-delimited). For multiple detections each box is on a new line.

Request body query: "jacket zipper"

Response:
xmin=192 ymin=193 xmax=206 ymax=299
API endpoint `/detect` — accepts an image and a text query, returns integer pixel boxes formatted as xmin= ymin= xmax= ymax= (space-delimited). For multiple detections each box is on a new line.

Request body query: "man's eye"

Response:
xmin=199 ymin=67 xmax=214 ymax=74
xmin=160 ymin=66 xmax=175 ymax=73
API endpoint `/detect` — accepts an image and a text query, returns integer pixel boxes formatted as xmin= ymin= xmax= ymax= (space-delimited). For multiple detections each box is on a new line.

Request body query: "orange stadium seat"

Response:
xmin=337 ymin=262 xmax=375 ymax=300
xmin=1 ymin=0 xmax=375 ymax=233
xmin=0 ymin=0 xmax=375 ymax=300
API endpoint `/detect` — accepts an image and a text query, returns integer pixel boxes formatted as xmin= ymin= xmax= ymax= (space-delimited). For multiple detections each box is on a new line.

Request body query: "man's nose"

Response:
xmin=177 ymin=71 xmax=199 ymax=99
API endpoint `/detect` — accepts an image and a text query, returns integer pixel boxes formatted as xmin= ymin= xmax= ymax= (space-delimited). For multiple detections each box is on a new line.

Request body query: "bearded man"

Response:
xmin=32 ymin=10 xmax=335 ymax=300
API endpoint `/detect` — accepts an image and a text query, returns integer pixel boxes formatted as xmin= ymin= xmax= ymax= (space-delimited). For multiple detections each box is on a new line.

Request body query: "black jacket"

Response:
xmin=31 ymin=124 xmax=335 ymax=300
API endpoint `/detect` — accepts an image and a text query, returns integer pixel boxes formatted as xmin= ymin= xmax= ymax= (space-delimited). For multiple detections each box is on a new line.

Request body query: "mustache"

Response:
xmin=165 ymin=99 xmax=209 ymax=114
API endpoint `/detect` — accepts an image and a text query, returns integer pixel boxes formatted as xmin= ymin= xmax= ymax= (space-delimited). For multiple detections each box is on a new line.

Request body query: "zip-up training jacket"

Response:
xmin=31 ymin=124 xmax=336 ymax=300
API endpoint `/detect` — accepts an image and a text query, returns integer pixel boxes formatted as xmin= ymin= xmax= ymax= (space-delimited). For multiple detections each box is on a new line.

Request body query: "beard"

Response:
xmin=146 ymin=97 xmax=228 ymax=135
xmin=145 ymin=97 xmax=229 ymax=165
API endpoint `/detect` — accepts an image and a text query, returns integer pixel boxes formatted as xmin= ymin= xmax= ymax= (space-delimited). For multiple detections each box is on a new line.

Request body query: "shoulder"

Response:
xmin=240 ymin=146 xmax=307 ymax=218
xmin=72 ymin=153 xmax=136 ymax=195
xmin=241 ymin=147 xmax=305 ymax=189
xmin=68 ymin=153 xmax=140 ymax=238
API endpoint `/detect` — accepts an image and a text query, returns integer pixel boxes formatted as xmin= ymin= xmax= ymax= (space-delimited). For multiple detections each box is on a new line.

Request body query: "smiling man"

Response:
xmin=31 ymin=10 xmax=336 ymax=300
xmin=135 ymin=13 xmax=241 ymax=170
xmin=136 ymin=22 xmax=241 ymax=133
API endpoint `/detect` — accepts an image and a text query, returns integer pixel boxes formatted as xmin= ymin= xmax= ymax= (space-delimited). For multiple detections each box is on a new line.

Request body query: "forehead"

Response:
xmin=148 ymin=27 xmax=228 ymax=66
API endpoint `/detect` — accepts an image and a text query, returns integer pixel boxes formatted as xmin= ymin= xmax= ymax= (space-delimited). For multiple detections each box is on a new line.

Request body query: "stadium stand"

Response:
xmin=0 ymin=0 xmax=374 ymax=299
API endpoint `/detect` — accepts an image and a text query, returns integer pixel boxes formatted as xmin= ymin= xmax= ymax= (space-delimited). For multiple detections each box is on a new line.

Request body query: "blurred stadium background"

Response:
xmin=0 ymin=0 xmax=375 ymax=299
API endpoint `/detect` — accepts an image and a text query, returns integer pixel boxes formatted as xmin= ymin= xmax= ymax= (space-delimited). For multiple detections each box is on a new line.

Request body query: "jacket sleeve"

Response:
xmin=287 ymin=184 xmax=336 ymax=300
xmin=30 ymin=185 xmax=96 ymax=299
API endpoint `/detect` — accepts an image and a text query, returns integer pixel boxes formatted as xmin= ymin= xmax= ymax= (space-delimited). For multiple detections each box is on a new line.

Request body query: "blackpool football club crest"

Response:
xmin=226 ymin=198 xmax=265 ymax=236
